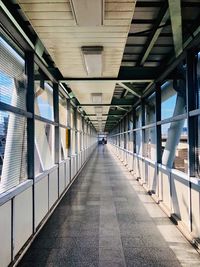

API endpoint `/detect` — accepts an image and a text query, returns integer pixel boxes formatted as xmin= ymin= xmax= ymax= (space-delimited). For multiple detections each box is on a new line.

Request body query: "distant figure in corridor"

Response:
xmin=102 ymin=137 xmax=105 ymax=145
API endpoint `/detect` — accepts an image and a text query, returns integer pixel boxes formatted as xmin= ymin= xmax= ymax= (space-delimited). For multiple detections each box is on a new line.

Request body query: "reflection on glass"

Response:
xmin=0 ymin=37 xmax=26 ymax=110
xmin=60 ymin=127 xmax=69 ymax=160
xmin=136 ymin=107 xmax=142 ymax=128
xmin=144 ymin=127 xmax=156 ymax=160
xmin=59 ymin=95 xmax=67 ymax=126
xmin=197 ymin=52 xmax=200 ymax=107
xmin=0 ymin=111 xmax=27 ymax=193
xmin=161 ymin=80 xmax=186 ymax=120
xmin=145 ymin=93 xmax=156 ymax=124
xmin=35 ymin=82 xmax=54 ymax=121
xmin=136 ymin=130 xmax=142 ymax=155
xmin=161 ymin=120 xmax=188 ymax=173
xmin=35 ymin=120 xmax=55 ymax=175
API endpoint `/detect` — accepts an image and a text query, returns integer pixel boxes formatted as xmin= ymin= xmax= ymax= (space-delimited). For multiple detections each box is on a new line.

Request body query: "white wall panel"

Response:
xmin=148 ymin=163 xmax=157 ymax=193
xmin=66 ymin=160 xmax=70 ymax=186
xmin=159 ymin=168 xmax=171 ymax=209
xmin=191 ymin=184 xmax=200 ymax=237
xmin=59 ymin=163 xmax=65 ymax=196
xmin=49 ymin=169 xmax=58 ymax=208
xmin=35 ymin=176 xmax=48 ymax=228
xmin=0 ymin=201 xmax=11 ymax=267
xmin=171 ymin=174 xmax=190 ymax=229
xmin=14 ymin=187 xmax=33 ymax=256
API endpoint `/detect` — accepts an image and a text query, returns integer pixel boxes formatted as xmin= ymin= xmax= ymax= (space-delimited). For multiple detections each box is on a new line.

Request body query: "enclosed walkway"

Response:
xmin=18 ymin=146 xmax=200 ymax=267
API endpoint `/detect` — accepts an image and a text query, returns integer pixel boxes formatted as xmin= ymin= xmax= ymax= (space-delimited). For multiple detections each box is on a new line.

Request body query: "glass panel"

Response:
xmin=136 ymin=107 xmax=142 ymax=128
xmin=60 ymin=127 xmax=69 ymax=160
xmin=120 ymin=133 xmax=124 ymax=148
xmin=0 ymin=111 xmax=27 ymax=194
xmin=161 ymin=119 xmax=188 ymax=173
xmin=161 ymin=80 xmax=186 ymax=120
xmin=77 ymin=132 xmax=80 ymax=153
xmin=144 ymin=127 xmax=156 ymax=160
xmin=71 ymin=108 xmax=74 ymax=129
xmin=198 ymin=116 xmax=200 ymax=174
xmin=35 ymin=120 xmax=55 ymax=175
xmin=77 ymin=113 xmax=82 ymax=131
xmin=0 ymin=37 xmax=26 ymax=110
xmin=129 ymin=113 xmax=134 ymax=130
xmin=128 ymin=131 xmax=133 ymax=152
xmin=59 ymin=94 xmax=67 ymax=126
xmin=136 ymin=130 xmax=142 ymax=155
xmin=71 ymin=130 xmax=76 ymax=154
xmin=35 ymin=81 xmax=54 ymax=121
xmin=145 ymin=92 xmax=156 ymax=124
xmin=197 ymin=52 xmax=200 ymax=108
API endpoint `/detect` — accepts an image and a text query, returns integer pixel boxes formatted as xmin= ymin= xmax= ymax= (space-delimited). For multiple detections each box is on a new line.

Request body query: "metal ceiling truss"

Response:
xmin=136 ymin=3 xmax=169 ymax=66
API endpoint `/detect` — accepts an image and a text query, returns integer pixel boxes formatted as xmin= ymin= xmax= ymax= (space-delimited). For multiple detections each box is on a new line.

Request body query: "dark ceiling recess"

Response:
xmin=105 ymin=0 xmax=200 ymax=132
xmin=2 ymin=1 xmax=199 ymax=133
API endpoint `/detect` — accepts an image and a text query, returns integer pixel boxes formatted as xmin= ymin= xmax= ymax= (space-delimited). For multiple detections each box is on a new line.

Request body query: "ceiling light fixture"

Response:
xmin=70 ymin=0 xmax=104 ymax=26
xmin=82 ymin=46 xmax=103 ymax=77
xmin=91 ymin=93 xmax=102 ymax=104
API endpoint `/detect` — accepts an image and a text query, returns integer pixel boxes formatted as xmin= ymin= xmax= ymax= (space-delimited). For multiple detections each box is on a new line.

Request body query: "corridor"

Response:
xmin=18 ymin=146 xmax=200 ymax=267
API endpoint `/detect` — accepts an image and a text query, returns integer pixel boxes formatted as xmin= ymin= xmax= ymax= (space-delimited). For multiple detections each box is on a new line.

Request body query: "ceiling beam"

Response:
xmin=90 ymin=120 xmax=119 ymax=123
xmin=60 ymin=67 xmax=159 ymax=82
xmin=168 ymin=0 xmax=183 ymax=57
xmin=135 ymin=1 xmax=200 ymax=7
xmin=86 ymin=113 xmax=124 ymax=117
xmin=78 ymin=104 xmax=132 ymax=107
xmin=117 ymin=83 xmax=142 ymax=98
xmin=137 ymin=4 xmax=169 ymax=66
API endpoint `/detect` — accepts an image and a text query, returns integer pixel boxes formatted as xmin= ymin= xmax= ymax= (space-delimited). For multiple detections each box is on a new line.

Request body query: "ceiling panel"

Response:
xmin=17 ymin=0 xmax=136 ymax=78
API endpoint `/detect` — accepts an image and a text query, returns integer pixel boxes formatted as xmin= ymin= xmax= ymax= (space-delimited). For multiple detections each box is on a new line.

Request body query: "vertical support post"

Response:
xmin=25 ymin=51 xmax=35 ymax=233
xmin=74 ymin=108 xmax=78 ymax=154
xmin=118 ymin=122 xmax=120 ymax=147
xmin=155 ymin=83 xmax=161 ymax=197
xmin=82 ymin=117 xmax=85 ymax=151
xmin=141 ymin=99 xmax=145 ymax=157
xmin=133 ymin=108 xmax=136 ymax=154
xmin=186 ymin=50 xmax=197 ymax=232
xmin=66 ymin=99 xmax=71 ymax=180
xmin=186 ymin=50 xmax=197 ymax=177
xmin=156 ymin=83 xmax=161 ymax=164
xmin=67 ymin=99 xmax=71 ymax=157
xmin=53 ymin=83 xmax=60 ymax=164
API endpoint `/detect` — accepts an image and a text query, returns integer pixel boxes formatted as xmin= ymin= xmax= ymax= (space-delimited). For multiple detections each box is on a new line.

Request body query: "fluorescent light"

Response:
xmin=82 ymin=46 xmax=103 ymax=77
xmin=95 ymin=107 xmax=103 ymax=113
xmin=91 ymin=93 xmax=102 ymax=104
xmin=70 ymin=0 xmax=104 ymax=26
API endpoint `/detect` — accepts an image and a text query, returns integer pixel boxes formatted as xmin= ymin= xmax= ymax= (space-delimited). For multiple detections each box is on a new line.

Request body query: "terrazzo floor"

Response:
xmin=18 ymin=145 xmax=200 ymax=267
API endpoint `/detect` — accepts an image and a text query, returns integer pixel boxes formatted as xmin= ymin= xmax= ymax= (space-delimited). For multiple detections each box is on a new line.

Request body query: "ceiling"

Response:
xmin=4 ymin=0 xmax=200 ymax=132
xmin=16 ymin=0 xmax=136 ymax=131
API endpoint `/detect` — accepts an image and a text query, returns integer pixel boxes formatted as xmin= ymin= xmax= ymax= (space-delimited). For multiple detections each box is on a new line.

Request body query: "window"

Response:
xmin=71 ymin=130 xmax=76 ymax=155
xmin=59 ymin=94 xmax=67 ymax=126
xmin=35 ymin=120 xmax=55 ymax=175
xmin=71 ymin=108 xmax=74 ymax=129
xmin=0 ymin=37 xmax=26 ymax=110
xmin=144 ymin=127 xmax=156 ymax=160
xmin=0 ymin=37 xmax=27 ymax=194
xmin=161 ymin=120 xmax=188 ymax=173
xmin=197 ymin=52 xmax=200 ymax=174
xmin=136 ymin=130 xmax=142 ymax=155
xmin=35 ymin=80 xmax=54 ymax=121
xmin=145 ymin=93 xmax=156 ymax=124
xmin=136 ymin=107 xmax=142 ymax=128
xmin=128 ymin=131 xmax=133 ymax=152
xmin=0 ymin=111 xmax=27 ymax=193
xmin=161 ymin=79 xmax=186 ymax=120
xmin=60 ymin=127 xmax=69 ymax=160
